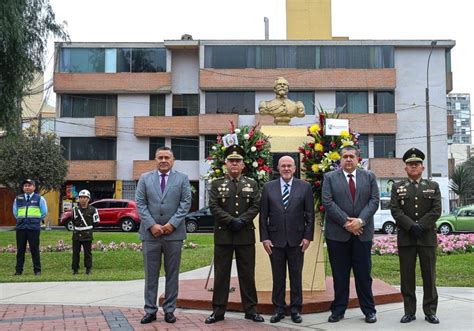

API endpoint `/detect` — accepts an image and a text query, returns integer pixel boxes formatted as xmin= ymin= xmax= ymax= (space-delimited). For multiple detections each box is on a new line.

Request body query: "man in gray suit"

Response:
xmin=322 ymin=146 xmax=379 ymax=324
xmin=135 ymin=146 xmax=192 ymax=324
xmin=260 ymin=155 xmax=315 ymax=324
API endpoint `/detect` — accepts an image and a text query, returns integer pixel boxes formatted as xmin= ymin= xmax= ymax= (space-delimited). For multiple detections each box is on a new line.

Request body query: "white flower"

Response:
xmin=244 ymin=134 xmax=250 ymax=140
xmin=250 ymin=146 xmax=257 ymax=152
xmin=330 ymin=166 xmax=334 ymax=170
xmin=212 ymin=146 xmax=217 ymax=150
xmin=234 ymin=129 xmax=241 ymax=134
xmin=252 ymin=161 xmax=258 ymax=168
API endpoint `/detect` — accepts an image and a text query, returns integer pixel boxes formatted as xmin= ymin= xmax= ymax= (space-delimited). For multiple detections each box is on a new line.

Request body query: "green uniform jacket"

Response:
xmin=390 ymin=179 xmax=442 ymax=247
xmin=72 ymin=205 xmax=99 ymax=242
xmin=209 ymin=175 xmax=261 ymax=245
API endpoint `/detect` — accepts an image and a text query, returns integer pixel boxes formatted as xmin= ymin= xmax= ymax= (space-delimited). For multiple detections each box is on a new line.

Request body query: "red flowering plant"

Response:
xmin=206 ymin=122 xmax=272 ymax=189
xmin=299 ymin=108 xmax=362 ymax=221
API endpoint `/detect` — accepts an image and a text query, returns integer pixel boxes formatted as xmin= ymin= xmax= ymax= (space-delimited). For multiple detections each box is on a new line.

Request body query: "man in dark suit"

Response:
xmin=136 ymin=146 xmax=192 ymax=324
xmin=322 ymin=145 xmax=379 ymax=324
xmin=205 ymin=145 xmax=264 ymax=324
xmin=390 ymin=147 xmax=442 ymax=324
xmin=259 ymin=155 xmax=315 ymax=324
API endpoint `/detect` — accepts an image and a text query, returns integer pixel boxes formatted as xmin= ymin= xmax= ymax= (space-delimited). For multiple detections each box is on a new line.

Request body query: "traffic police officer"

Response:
xmin=71 ymin=189 xmax=100 ymax=275
xmin=13 ymin=179 xmax=48 ymax=276
xmin=390 ymin=148 xmax=442 ymax=324
xmin=205 ymin=144 xmax=264 ymax=324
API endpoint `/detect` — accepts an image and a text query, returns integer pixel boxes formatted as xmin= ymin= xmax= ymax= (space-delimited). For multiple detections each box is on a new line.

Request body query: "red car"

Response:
xmin=60 ymin=199 xmax=140 ymax=232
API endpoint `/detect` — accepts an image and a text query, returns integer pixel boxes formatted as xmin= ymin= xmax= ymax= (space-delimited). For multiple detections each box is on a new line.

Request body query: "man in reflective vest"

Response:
xmin=13 ymin=179 xmax=48 ymax=276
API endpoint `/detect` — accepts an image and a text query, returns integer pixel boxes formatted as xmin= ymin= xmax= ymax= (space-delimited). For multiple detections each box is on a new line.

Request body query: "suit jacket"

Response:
xmin=209 ymin=175 xmax=260 ymax=245
xmin=322 ymin=169 xmax=379 ymax=242
xmin=390 ymin=179 xmax=441 ymax=247
xmin=259 ymin=178 xmax=315 ymax=248
xmin=136 ymin=169 xmax=192 ymax=241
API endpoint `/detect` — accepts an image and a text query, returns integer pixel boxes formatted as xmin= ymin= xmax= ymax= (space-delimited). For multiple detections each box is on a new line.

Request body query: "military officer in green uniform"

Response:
xmin=205 ymin=144 xmax=264 ymax=324
xmin=390 ymin=148 xmax=442 ymax=324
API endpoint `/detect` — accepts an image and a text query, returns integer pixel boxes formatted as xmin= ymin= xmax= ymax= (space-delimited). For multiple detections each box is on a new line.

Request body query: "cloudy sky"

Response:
xmin=47 ymin=0 xmax=471 ymax=98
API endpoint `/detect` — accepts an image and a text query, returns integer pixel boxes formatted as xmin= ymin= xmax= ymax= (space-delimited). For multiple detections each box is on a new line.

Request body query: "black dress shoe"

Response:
xmin=270 ymin=312 xmax=285 ymax=323
xmin=291 ymin=313 xmax=303 ymax=323
xmin=244 ymin=313 xmax=264 ymax=322
xmin=425 ymin=314 xmax=440 ymax=324
xmin=365 ymin=313 xmax=377 ymax=323
xmin=328 ymin=314 xmax=344 ymax=323
xmin=72 ymin=270 xmax=78 ymax=275
xmin=14 ymin=272 xmax=22 ymax=276
xmin=140 ymin=313 xmax=156 ymax=324
xmin=34 ymin=271 xmax=41 ymax=276
xmin=204 ymin=313 xmax=224 ymax=324
xmin=85 ymin=268 xmax=91 ymax=275
xmin=164 ymin=312 xmax=176 ymax=323
xmin=400 ymin=314 xmax=416 ymax=323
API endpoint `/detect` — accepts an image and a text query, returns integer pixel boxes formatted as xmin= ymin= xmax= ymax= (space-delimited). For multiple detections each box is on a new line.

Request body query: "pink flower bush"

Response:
xmin=372 ymin=234 xmax=474 ymax=256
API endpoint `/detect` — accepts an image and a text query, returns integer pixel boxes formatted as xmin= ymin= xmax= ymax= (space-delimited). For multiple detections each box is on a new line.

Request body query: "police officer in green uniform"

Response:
xmin=390 ymin=148 xmax=442 ymax=324
xmin=205 ymin=144 xmax=264 ymax=324
xmin=71 ymin=189 xmax=100 ymax=275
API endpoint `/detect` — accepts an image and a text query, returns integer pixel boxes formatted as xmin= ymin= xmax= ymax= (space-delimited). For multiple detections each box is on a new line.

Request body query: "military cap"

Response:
xmin=22 ymin=179 xmax=35 ymax=186
xmin=403 ymin=147 xmax=425 ymax=163
xmin=224 ymin=144 xmax=245 ymax=161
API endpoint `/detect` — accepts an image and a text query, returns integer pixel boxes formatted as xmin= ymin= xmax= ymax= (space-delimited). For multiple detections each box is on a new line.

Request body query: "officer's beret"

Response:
xmin=22 ymin=179 xmax=35 ymax=186
xmin=224 ymin=144 xmax=245 ymax=161
xmin=403 ymin=148 xmax=425 ymax=163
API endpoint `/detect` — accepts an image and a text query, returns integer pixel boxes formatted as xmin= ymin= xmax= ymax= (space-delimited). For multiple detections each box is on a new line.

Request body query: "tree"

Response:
xmin=0 ymin=130 xmax=68 ymax=194
xmin=0 ymin=0 xmax=68 ymax=135
xmin=449 ymin=163 xmax=474 ymax=206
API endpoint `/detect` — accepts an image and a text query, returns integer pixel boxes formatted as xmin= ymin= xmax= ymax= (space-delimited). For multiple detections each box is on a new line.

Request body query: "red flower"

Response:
xmin=315 ymin=180 xmax=321 ymax=187
xmin=249 ymin=130 xmax=254 ymax=138
xmin=217 ymin=135 xmax=222 ymax=144
xmin=330 ymin=141 xmax=337 ymax=149
xmin=358 ymin=157 xmax=363 ymax=162
xmin=257 ymin=158 xmax=265 ymax=166
xmin=308 ymin=143 xmax=314 ymax=148
xmin=319 ymin=205 xmax=325 ymax=212
xmin=255 ymin=139 xmax=266 ymax=150
xmin=262 ymin=165 xmax=271 ymax=173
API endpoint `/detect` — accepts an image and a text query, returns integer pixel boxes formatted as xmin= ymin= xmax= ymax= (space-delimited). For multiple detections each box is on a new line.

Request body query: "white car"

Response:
xmin=373 ymin=197 xmax=396 ymax=234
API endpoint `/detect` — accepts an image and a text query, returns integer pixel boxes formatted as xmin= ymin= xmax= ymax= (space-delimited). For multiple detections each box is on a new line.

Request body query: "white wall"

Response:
xmin=56 ymin=118 xmax=95 ymax=137
xmin=171 ymin=50 xmax=199 ymax=93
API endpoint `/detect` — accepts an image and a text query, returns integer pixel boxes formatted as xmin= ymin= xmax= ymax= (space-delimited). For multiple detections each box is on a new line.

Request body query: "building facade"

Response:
xmin=447 ymin=93 xmax=471 ymax=144
xmin=53 ymin=39 xmax=455 ymax=215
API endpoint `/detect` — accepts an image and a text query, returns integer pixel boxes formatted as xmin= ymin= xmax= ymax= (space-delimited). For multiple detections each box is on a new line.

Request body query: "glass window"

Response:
xmin=61 ymin=137 xmax=116 ymax=160
xmin=374 ymin=91 xmax=395 ymax=113
xmin=336 ymin=91 xmax=368 ymax=114
xmin=105 ymin=49 xmax=117 ymax=73
xmin=149 ymin=137 xmax=165 ymax=160
xmin=60 ymin=95 xmax=117 ymax=117
xmin=150 ymin=95 xmax=165 ymax=116
xmin=374 ymin=135 xmax=396 ymax=158
xmin=380 ymin=199 xmax=391 ymax=210
xmin=172 ymin=94 xmax=199 ymax=116
xmin=288 ymin=91 xmax=314 ymax=115
xmin=92 ymin=201 xmax=109 ymax=209
xmin=116 ymin=48 xmax=166 ymax=72
xmin=204 ymin=135 xmax=217 ymax=158
xmin=171 ymin=137 xmax=199 ymax=160
xmin=60 ymin=48 xmax=105 ymax=73
xmin=205 ymin=92 xmax=255 ymax=115
xmin=108 ymin=201 xmax=127 ymax=208
xmin=116 ymin=48 xmax=131 ymax=72
xmin=358 ymin=134 xmax=369 ymax=158
xmin=205 ymin=46 xmax=255 ymax=69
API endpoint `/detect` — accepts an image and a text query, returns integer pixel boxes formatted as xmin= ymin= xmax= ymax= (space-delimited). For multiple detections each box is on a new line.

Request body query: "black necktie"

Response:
xmin=26 ymin=195 xmax=30 ymax=203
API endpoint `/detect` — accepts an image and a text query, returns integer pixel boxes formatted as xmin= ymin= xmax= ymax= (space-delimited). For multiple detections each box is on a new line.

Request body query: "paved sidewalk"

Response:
xmin=1 ymin=265 xmax=473 ymax=330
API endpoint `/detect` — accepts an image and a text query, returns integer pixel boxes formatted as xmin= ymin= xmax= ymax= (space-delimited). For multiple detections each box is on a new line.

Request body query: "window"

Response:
xmin=61 ymin=137 xmax=116 ymax=160
xmin=336 ymin=91 xmax=368 ymax=114
xmin=61 ymin=95 xmax=117 ymax=117
xmin=288 ymin=92 xmax=314 ymax=115
xmin=108 ymin=201 xmax=128 ymax=208
xmin=171 ymin=137 xmax=199 ymax=160
xmin=150 ymin=95 xmax=165 ymax=116
xmin=374 ymin=91 xmax=395 ymax=113
xmin=172 ymin=94 xmax=199 ymax=116
xmin=92 ymin=201 xmax=109 ymax=209
xmin=374 ymin=135 xmax=395 ymax=158
xmin=117 ymin=48 xmax=166 ymax=72
xmin=60 ymin=48 xmax=105 ymax=72
xmin=204 ymin=135 xmax=217 ymax=158
xmin=205 ymin=92 xmax=255 ymax=115
xmin=149 ymin=138 xmax=165 ymax=160
xmin=358 ymin=134 xmax=369 ymax=158
xmin=380 ymin=199 xmax=391 ymax=210
xmin=205 ymin=46 xmax=255 ymax=69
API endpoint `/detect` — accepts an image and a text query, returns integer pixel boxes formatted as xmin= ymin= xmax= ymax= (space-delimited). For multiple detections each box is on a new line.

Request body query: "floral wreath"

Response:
xmin=206 ymin=122 xmax=272 ymax=188
xmin=299 ymin=107 xmax=362 ymax=219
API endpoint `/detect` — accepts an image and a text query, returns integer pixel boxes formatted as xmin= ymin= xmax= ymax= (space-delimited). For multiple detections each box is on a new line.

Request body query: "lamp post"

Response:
xmin=425 ymin=40 xmax=437 ymax=179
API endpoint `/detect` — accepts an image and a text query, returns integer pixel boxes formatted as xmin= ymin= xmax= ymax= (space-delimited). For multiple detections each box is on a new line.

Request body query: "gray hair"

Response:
xmin=340 ymin=145 xmax=360 ymax=157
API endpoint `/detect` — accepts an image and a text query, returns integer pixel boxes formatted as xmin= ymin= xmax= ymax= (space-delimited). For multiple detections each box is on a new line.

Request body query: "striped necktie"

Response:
xmin=282 ymin=183 xmax=290 ymax=208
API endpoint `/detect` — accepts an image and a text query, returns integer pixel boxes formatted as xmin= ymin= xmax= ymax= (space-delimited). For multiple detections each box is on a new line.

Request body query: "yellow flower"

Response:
xmin=221 ymin=146 xmax=226 ymax=151
xmin=309 ymin=124 xmax=320 ymax=134
xmin=328 ymin=151 xmax=340 ymax=161
xmin=215 ymin=169 xmax=221 ymax=174
xmin=340 ymin=130 xmax=350 ymax=138
xmin=315 ymin=143 xmax=324 ymax=152
xmin=342 ymin=140 xmax=354 ymax=147
xmin=311 ymin=164 xmax=319 ymax=172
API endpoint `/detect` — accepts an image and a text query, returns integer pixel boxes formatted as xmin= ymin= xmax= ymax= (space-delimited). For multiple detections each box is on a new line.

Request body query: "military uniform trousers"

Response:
xmin=212 ymin=244 xmax=258 ymax=317
xmin=399 ymin=245 xmax=438 ymax=315
xmin=72 ymin=239 xmax=92 ymax=271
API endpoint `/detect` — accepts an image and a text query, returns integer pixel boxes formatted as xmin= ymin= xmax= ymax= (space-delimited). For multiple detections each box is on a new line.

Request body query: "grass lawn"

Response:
xmin=1 ymin=230 xmax=473 ymax=286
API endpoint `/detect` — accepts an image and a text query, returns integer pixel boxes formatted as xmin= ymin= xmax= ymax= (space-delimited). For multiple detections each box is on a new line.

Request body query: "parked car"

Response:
xmin=60 ymin=199 xmax=140 ymax=232
xmin=436 ymin=205 xmax=474 ymax=235
xmin=185 ymin=207 xmax=214 ymax=233
xmin=373 ymin=197 xmax=396 ymax=234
